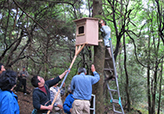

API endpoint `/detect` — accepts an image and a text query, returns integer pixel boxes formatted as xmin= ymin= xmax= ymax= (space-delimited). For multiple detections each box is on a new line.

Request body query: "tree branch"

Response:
xmin=13 ymin=0 xmax=48 ymax=34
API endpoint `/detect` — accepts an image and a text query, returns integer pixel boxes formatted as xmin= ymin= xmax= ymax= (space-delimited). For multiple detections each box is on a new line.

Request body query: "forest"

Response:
xmin=0 ymin=0 xmax=164 ymax=114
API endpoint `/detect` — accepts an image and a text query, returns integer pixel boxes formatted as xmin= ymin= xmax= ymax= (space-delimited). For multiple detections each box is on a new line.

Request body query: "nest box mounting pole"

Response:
xmin=47 ymin=44 xmax=85 ymax=114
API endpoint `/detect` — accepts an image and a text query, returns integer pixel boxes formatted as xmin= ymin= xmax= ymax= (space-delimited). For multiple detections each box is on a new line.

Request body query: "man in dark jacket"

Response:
xmin=31 ymin=70 xmax=69 ymax=114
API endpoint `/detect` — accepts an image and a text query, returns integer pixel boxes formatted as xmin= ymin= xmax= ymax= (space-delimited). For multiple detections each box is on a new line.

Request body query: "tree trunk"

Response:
xmin=147 ymin=34 xmax=151 ymax=114
xmin=92 ymin=0 xmax=105 ymax=114
xmin=123 ymin=35 xmax=130 ymax=111
xmin=151 ymin=37 xmax=160 ymax=114
xmin=157 ymin=59 xmax=163 ymax=114
xmin=93 ymin=43 xmax=105 ymax=114
xmin=151 ymin=62 xmax=158 ymax=114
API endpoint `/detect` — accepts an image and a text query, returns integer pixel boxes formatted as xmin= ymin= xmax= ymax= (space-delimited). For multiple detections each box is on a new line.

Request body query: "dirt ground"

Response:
xmin=14 ymin=86 xmax=34 ymax=114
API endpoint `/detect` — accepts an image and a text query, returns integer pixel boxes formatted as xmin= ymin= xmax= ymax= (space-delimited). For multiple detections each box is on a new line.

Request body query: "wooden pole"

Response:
xmin=47 ymin=44 xmax=85 ymax=114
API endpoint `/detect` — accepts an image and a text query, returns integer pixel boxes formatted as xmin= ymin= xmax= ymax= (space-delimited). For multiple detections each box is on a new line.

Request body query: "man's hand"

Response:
xmin=91 ymin=64 xmax=96 ymax=72
xmin=40 ymin=105 xmax=53 ymax=111
xmin=59 ymin=70 xmax=70 ymax=79
xmin=47 ymin=105 xmax=53 ymax=111
xmin=62 ymin=82 xmax=65 ymax=88
xmin=57 ymin=104 xmax=63 ymax=109
xmin=70 ymin=108 xmax=72 ymax=112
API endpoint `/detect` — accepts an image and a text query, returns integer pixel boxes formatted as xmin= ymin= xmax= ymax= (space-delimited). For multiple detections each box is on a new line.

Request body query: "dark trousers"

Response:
xmin=16 ymin=78 xmax=26 ymax=93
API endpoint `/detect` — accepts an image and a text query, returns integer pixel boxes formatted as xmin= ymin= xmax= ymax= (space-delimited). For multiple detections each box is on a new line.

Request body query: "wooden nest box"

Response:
xmin=74 ymin=18 xmax=99 ymax=46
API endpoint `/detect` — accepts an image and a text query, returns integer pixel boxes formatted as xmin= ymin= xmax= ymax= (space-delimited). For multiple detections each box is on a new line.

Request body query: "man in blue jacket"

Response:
xmin=31 ymin=70 xmax=69 ymax=114
xmin=71 ymin=64 xmax=100 ymax=114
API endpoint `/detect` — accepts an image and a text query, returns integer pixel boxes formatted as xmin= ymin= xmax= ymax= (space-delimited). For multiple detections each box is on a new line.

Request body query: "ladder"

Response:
xmin=104 ymin=38 xmax=125 ymax=114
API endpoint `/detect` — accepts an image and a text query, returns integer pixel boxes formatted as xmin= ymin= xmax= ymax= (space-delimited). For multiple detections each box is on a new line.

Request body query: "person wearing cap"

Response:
xmin=99 ymin=19 xmax=112 ymax=57
xmin=15 ymin=66 xmax=29 ymax=95
xmin=0 ymin=70 xmax=20 ymax=114
xmin=0 ymin=63 xmax=6 ymax=75
xmin=70 ymin=64 xmax=100 ymax=114
xmin=63 ymin=85 xmax=74 ymax=114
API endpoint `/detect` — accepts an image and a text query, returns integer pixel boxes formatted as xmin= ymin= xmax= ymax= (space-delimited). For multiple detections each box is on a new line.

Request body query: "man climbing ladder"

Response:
xmin=99 ymin=19 xmax=112 ymax=58
xmin=100 ymin=19 xmax=125 ymax=114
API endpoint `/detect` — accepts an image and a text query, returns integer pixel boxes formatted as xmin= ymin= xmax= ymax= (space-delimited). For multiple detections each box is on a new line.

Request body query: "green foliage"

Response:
xmin=118 ymin=52 xmax=147 ymax=106
xmin=156 ymin=92 xmax=164 ymax=107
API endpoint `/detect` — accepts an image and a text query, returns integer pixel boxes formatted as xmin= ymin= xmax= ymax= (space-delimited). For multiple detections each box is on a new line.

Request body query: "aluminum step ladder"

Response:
xmin=104 ymin=38 xmax=125 ymax=114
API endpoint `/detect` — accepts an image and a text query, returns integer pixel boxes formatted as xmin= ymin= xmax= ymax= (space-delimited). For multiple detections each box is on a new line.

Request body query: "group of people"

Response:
xmin=0 ymin=19 xmax=111 ymax=114
xmin=31 ymin=64 xmax=100 ymax=114
xmin=0 ymin=63 xmax=100 ymax=114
